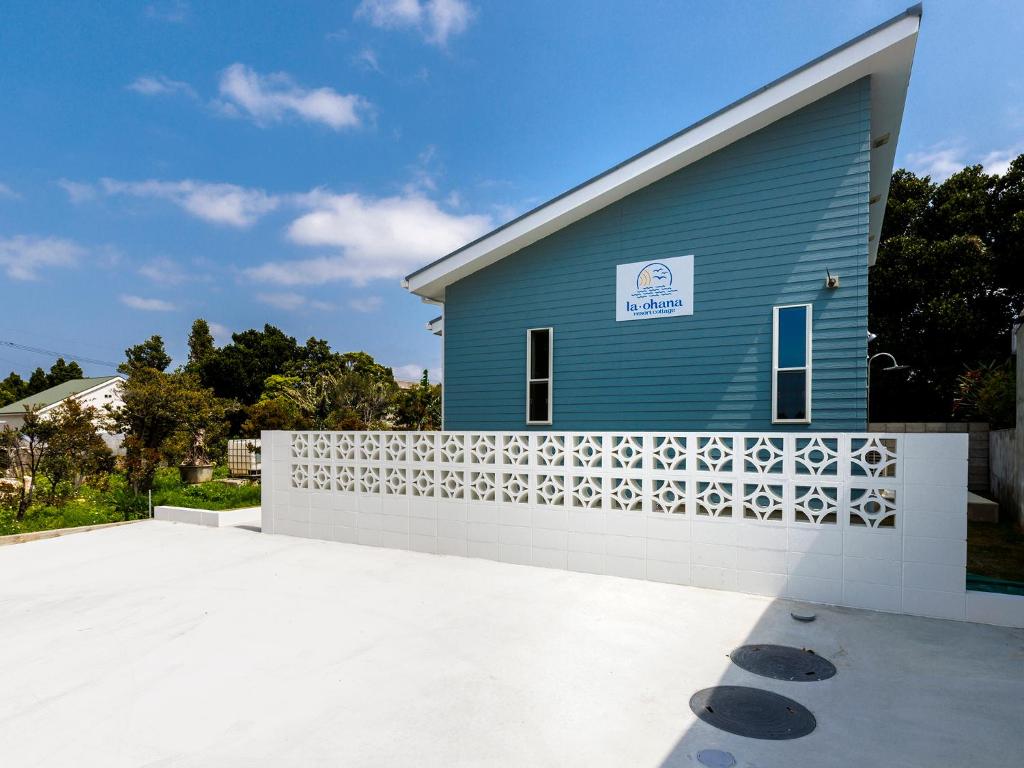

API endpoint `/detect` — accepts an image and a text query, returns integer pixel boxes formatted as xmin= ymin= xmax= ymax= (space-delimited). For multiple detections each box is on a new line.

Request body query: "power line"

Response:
xmin=0 ymin=340 xmax=119 ymax=370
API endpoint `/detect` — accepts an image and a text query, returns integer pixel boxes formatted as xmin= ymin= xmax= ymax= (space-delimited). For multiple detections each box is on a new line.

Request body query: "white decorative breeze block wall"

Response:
xmin=262 ymin=431 xmax=970 ymax=622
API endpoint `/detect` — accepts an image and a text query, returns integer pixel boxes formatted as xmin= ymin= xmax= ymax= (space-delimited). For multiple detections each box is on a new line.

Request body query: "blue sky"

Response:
xmin=1 ymin=0 xmax=1021 ymax=382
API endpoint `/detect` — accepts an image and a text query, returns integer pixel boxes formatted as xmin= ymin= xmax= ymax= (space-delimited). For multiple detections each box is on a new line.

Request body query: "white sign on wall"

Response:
xmin=615 ymin=255 xmax=694 ymax=322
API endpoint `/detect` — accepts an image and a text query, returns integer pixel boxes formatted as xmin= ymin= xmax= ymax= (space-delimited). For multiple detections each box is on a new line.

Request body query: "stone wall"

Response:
xmin=870 ymin=422 xmax=989 ymax=493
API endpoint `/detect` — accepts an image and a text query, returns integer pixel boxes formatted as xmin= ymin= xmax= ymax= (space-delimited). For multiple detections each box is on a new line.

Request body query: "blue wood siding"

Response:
xmin=443 ymin=79 xmax=870 ymax=431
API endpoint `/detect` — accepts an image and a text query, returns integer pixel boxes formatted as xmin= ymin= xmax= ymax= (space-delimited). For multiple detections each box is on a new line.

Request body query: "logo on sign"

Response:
xmin=616 ymin=255 xmax=694 ymax=322
xmin=633 ymin=262 xmax=677 ymax=298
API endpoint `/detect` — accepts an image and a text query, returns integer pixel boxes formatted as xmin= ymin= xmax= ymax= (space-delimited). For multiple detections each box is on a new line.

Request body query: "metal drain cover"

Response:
xmin=696 ymin=748 xmax=736 ymax=767
xmin=729 ymin=644 xmax=837 ymax=681
xmin=690 ymin=686 xmax=816 ymax=740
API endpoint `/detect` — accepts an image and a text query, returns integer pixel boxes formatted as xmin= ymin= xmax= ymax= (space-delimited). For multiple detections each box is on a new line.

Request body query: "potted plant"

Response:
xmin=179 ymin=427 xmax=215 ymax=484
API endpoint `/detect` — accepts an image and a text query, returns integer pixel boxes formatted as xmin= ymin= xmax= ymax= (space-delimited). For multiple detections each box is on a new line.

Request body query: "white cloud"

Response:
xmin=145 ymin=1 xmax=189 ymax=23
xmin=393 ymin=363 xmax=440 ymax=383
xmin=246 ymin=192 xmax=491 ymax=285
xmin=0 ymin=182 xmax=19 ymax=200
xmin=120 ymin=294 xmax=176 ymax=312
xmin=905 ymin=143 xmax=1022 ymax=182
xmin=393 ymin=363 xmax=426 ymax=381
xmin=217 ymin=63 xmax=368 ymax=130
xmin=356 ymin=0 xmax=474 ymax=46
xmin=423 ymin=0 xmax=474 ymax=45
xmin=138 ymin=256 xmax=189 ymax=285
xmin=358 ymin=0 xmax=421 ymax=28
xmin=349 ymin=296 xmax=383 ymax=312
xmin=905 ymin=146 xmax=966 ymax=182
xmin=405 ymin=144 xmax=441 ymax=195
xmin=353 ymin=47 xmax=382 ymax=73
xmin=256 ymin=292 xmax=306 ymax=311
xmin=981 ymin=148 xmax=1020 ymax=177
xmin=207 ymin=323 xmax=231 ymax=345
xmin=127 ymin=74 xmax=196 ymax=98
xmin=57 ymin=179 xmax=97 ymax=203
xmin=256 ymin=292 xmax=334 ymax=311
xmin=0 ymin=235 xmax=84 ymax=280
xmin=100 ymin=178 xmax=278 ymax=227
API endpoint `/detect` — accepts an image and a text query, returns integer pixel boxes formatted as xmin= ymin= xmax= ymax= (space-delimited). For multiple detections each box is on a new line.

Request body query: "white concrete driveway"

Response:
xmin=1 ymin=521 xmax=1021 ymax=767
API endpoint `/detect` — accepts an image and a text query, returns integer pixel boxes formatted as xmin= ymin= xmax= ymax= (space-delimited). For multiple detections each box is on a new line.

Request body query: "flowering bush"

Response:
xmin=954 ymin=361 xmax=1016 ymax=428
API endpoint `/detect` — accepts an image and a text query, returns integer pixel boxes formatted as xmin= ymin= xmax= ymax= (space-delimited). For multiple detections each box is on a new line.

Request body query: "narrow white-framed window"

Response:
xmin=526 ymin=327 xmax=553 ymax=425
xmin=772 ymin=304 xmax=812 ymax=424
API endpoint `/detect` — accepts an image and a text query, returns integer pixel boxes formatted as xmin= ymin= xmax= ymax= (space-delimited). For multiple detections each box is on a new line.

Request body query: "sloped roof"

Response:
xmin=404 ymin=5 xmax=922 ymax=302
xmin=0 ymin=376 xmax=122 ymax=415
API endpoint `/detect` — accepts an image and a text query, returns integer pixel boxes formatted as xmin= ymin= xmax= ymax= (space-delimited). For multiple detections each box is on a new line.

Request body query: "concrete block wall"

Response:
xmin=987 ymin=319 xmax=1024 ymax=529
xmin=262 ymin=430 xmax=1006 ymax=625
xmin=899 ymin=434 xmax=970 ymax=620
xmin=155 ymin=505 xmax=261 ymax=528
xmin=870 ymin=422 xmax=988 ymax=493
xmin=989 ymin=429 xmax=1020 ymax=527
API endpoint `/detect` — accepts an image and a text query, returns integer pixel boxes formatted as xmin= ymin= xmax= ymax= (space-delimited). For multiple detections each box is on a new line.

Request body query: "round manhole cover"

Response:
xmin=696 ymin=748 xmax=736 ymax=767
xmin=690 ymin=686 xmax=816 ymax=740
xmin=729 ymin=644 xmax=837 ymax=682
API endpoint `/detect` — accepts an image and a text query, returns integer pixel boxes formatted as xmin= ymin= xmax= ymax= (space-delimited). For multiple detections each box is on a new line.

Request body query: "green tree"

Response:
xmin=241 ymin=397 xmax=310 ymax=435
xmin=27 ymin=367 xmax=48 ymax=394
xmin=197 ymin=324 xmax=299 ymax=405
xmin=37 ymin=399 xmax=114 ymax=505
xmin=396 ymin=370 xmax=442 ymax=430
xmin=280 ymin=337 xmax=345 ymax=382
xmin=870 ymin=159 xmax=1024 ymax=421
xmin=0 ymin=407 xmax=54 ymax=520
xmin=111 ymin=368 xmax=225 ymax=495
xmin=186 ymin=318 xmax=216 ymax=371
xmin=337 ymin=353 xmax=400 ymax=428
xmin=272 ymin=351 xmax=400 ymax=429
xmin=260 ymin=374 xmax=302 ymax=401
xmin=46 ymin=358 xmax=84 ymax=388
xmin=992 ymin=156 xmax=1024 ymax=303
xmin=119 ymin=335 xmax=172 ymax=375
xmin=0 ymin=372 xmax=27 ymax=407
xmin=0 ymin=364 xmax=75 ymax=404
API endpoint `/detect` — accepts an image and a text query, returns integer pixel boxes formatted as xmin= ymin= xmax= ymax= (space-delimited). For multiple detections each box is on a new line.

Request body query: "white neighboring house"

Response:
xmin=0 ymin=376 xmax=125 ymax=451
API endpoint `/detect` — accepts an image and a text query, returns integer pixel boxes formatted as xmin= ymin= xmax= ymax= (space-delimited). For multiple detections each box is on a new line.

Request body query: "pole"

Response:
xmin=149 ymin=489 xmax=152 ymax=518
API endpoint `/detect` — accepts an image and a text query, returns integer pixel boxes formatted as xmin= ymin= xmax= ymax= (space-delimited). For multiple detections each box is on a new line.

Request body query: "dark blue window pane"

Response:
xmin=776 ymin=370 xmax=807 ymax=420
xmin=529 ymin=329 xmax=549 ymax=379
xmin=529 ymin=381 xmax=549 ymax=422
xmin=777 ymin=306 xmax=807 ymax=368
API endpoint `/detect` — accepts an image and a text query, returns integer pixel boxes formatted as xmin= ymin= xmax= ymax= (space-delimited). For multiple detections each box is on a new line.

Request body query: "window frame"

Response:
xmin=771 ymin=304 xmax=812 ymax=424
xmin=526 ymin=327 xmax=553 ymax=425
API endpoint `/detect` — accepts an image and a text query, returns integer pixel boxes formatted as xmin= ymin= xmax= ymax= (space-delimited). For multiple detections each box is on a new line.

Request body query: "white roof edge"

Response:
xmin=426 ymin=315 xmax=444 ymax=336
xmin=406 ymin=7 xmax=920 ymax=301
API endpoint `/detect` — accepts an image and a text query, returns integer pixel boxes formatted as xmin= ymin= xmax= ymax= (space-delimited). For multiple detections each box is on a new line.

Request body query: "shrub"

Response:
xmin=954 ymin=360 xmax=1016 ymax=428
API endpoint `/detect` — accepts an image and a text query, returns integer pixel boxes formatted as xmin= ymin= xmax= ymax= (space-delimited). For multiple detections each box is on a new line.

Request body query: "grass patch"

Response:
xmin=0 ymin=466 xmax=260 ymax=536
xmin=151 ymin=468 xmax=261 ymax=511
xmin=967 ymin=518 xmax=1024 ymax=585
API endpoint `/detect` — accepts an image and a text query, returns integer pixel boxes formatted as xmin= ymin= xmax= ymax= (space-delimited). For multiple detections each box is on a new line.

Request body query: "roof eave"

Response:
xmin=405 ymin=6 xmax=920 ymax=300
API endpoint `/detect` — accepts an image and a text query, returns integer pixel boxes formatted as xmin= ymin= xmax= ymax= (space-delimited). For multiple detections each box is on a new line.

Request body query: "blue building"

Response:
xmin=404 ymin=7 xmax=921 ymax=433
